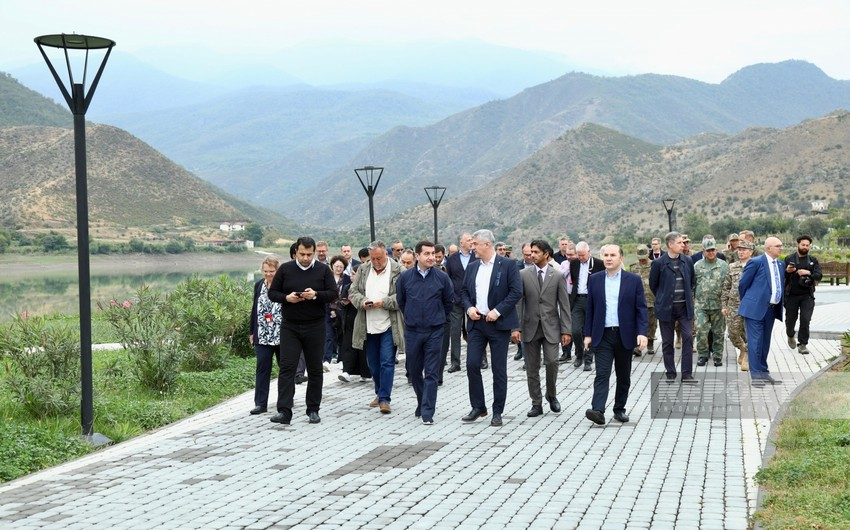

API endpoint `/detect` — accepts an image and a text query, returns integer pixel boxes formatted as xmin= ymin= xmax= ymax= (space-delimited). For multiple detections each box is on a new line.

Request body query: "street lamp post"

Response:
xmin=35 ymin=33 xmax=114 ymax=445
xmin=423 ymin=186 xmax=447 ymax=244
xmin=354 ymin=166 xmax=383 ymax=242
xmin=662 ymin=198 xmax=676 ymax=233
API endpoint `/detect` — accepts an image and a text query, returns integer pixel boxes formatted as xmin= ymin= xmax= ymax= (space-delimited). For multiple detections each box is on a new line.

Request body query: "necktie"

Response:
xmin=538 ymin=268 xmax=545 ymax=288
xmin=771 ymin=259 xmax=781 ymax=304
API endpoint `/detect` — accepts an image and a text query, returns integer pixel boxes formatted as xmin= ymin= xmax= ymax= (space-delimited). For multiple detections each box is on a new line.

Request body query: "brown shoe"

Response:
xmin=379 ymin=401 xmax=391 ymax=414
xmin=740 ymin=348 xmax=749 ymax=372
xmin=369 ymin=396 xmax=379 ymax=407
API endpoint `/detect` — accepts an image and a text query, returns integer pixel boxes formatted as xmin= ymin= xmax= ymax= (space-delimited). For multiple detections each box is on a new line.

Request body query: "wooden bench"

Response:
xmin=819 ymin=261 xmax=850 ymax=286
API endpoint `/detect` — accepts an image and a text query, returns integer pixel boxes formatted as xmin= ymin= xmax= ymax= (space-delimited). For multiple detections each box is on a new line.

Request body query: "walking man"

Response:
xmin=738 ymin=236 xmax=785 ymax=383
xmin=649 ymin=231 xmax=696 ymax=382
xmin=461 ymin=229 xmax=522 ymax=427
xmin=584 ymin=245 xmax=648 ymax=425
xmin=512 ymin=240 xmax=571 ymax=417
xmin=629 ymin=245 xmax=657 ymax=355
xmin=268 ymin=237 xmax=338 ymax=425
xmin=694 ymin=236 xmax=728 ymax=367
xmin=722 ymin=240 xmax=755 ymax=371
xmin=349 ymin=241 xmax=405 ymax=413
xmin=569 ymin=241 xmax=604 ymax=370
xmin=784 ymin=235 xmax=822 ymax=355
xmin=396 ymin=241 xmax=454 ymax=425
xmin=445 ymin=233 xmax=477 ymax=373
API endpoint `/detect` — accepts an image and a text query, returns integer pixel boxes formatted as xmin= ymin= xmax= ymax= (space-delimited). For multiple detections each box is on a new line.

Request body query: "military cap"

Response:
xmin=738 ymin=241 xmax=755 ymax=250
xmin=681 ymin=234 xmax=690 ymax=242
xmin=702 ymin=238 xmax=717 ymax=250
xmin=636 ymin=245 xmax=649 ymax=256
xmin=728 ymin=233 xmax=740 ymax=241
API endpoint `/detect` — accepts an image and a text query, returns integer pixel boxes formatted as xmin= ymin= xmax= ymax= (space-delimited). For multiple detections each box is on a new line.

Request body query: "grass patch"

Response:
xmin=1 ymin=348 xmax=258 ymax=483
xmin=754 ymin=363 xmax=850 ymax=529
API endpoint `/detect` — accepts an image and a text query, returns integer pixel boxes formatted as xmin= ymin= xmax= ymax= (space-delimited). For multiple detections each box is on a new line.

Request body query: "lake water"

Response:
xmin=0 ymin=254 xmax=265 ymax=319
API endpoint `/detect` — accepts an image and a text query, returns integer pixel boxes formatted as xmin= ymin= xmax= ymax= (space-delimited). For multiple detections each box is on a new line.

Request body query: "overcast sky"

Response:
xmin=2 ymin=0 xmax=849 ymax=83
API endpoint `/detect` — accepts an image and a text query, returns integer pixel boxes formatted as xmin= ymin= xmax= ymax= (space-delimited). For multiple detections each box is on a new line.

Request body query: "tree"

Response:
xmin=682 ymin=212 xmax=710 ymax=240
xmin=797 ymin=217 xmax=828 ymax=240
xmin=243 ymin=223 xmax=264 ymax=243
xmin=41 ymin=233 xmax=69 ymax=252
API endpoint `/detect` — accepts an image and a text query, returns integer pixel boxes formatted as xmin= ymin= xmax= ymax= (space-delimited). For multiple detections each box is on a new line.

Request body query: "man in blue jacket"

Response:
xmin=738 ymin=236 xmax=785 ymax=383
xmin=461 ymin=229 xmax=523 ymax=427
xmin=396 ymin=240 xmax=455 ymax=425
xmin=649 ymin=231 xmax=696 ymax=382
xmin=584 ymin=244 xmax=648 ymax=425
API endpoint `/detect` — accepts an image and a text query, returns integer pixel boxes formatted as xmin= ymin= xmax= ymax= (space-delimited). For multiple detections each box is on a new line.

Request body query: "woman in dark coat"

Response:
xmin=248 ymin=256 xmax=282 ymax=414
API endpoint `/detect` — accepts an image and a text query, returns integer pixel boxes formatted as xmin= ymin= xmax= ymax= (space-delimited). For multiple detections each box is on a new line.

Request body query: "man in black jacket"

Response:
xmin=268 ymin=236 xmax=337 ymax=425
xmin=784 ymin=234 xmax=822 ymax=355
xmin=569 ymin=241 xmax=605 ymax=370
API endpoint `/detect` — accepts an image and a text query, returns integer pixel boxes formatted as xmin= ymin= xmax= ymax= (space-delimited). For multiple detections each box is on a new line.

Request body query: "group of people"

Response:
xmin=247 ymin=228 xmax=821 ymax=426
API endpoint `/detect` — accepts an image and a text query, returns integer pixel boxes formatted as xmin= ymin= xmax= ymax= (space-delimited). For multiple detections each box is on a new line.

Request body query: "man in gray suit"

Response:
xmin=512 ymin=240 xmax=572 ymax=417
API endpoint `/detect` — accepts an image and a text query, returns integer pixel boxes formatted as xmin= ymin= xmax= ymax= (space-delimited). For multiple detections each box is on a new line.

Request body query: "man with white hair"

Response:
xmin=568 ymin=241 xmax=604 ymax=370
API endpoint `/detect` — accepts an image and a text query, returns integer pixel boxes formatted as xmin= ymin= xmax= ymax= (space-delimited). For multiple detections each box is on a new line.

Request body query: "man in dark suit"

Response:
xmin=649 ymin=231 xmax=696 ymax=382
xmin=444 ymin=233 xmax=477 ymax=373
xmin=569 ymin=241 xmax=605 ymax=370
xmin=738 ymin=236 xmax=785 ymax=383
xmin=461 ymin=229 xmax=523 ymax=427
xmin=584 ymin=244 xmax=648 ymax=425
xmin=512 ymin=240 xmax=571 ymax=417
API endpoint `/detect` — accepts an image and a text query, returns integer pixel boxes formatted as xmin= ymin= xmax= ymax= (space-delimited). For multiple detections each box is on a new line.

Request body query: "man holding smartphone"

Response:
xmin=267 ymin=236 xmax=338 ymax=425
xmin=784 ymin=235 xmax=822 ymax=355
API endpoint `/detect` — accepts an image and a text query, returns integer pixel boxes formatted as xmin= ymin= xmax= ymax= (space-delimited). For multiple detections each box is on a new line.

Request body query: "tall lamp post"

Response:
xmin=662 ymin=198 xmax=676 ymax=233
xmin=354 ymin=166 xmax=383 ymax=242
xmin=35 ymin=33 xmax=114 ymax=445
xmin=424 ymin=186 xmax=446 ymax=244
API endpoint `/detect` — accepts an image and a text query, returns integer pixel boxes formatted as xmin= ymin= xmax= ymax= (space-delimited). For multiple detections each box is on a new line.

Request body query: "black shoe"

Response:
xmin=714 ymin=359 xmax=723 ymax=367
xmin=270 ymin=411 xmax=292 ymax=424
xmin=514 ymin=351 xmax=523 ymax=361
xmin=462 ymin=408 xmax=488 ymax=422
xmin=527 ymin=405 xmax=544 ymax=417
xmin=573 ymin=357 xmax=583 ymax=368
xmin=558 ymin=354 xmax=571 ymax=364
xmin=633 ymin=348 xmax=642 ymax=357
xmin=490 ymin=413 xmax=503 ymax=427
xmin=438 ymin=380 xmax=443 ymax=386
xmin=682 ymin=374 xmax=698 ymax=383
xmin=585 ymin=409 xmax=605 ymax=425
xmin=308 ymin=411 xmax=321 ymax=424
xmin=447 ymin=365 xmax=461 ymax=373
xmin=665 ymin=373 xmax=677 ymax=382
xmin=547 ymin=397 xmax=561 ymax=413
xmin=613 ymin=411 xmax=629 ymax=423
xmin=521 ymin=363 xmax=526 ymax=371
xmin=583 ymin=361 xmax=592 ymax=372
xmin=415 ymin=406 xmax=421 ymax=418
xmin=249 ymin=406 xmax=267 ymax=415
xmin=295 ymin=375 xmax=307 ymax=385
xmin=481 ymin=359 xmax=489 ymax=370
xmin=765 ymin=375 xmax=782 ymax=385
xmin=697 ymin=358 xmax=708 ymax=366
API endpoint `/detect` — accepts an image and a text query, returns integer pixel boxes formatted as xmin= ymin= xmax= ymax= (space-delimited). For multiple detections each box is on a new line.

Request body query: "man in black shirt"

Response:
xmin=268 ymin=237 xmax=337 ymax=425
xmin=784 ymin=235 xmax=822 ymax=355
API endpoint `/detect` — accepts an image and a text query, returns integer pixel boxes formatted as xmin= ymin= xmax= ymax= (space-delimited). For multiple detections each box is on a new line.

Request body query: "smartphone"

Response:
xmin=295 ymin=291 xmax=303 ymax=297
xmin=366 ymin=301 xmax=374 ymax=306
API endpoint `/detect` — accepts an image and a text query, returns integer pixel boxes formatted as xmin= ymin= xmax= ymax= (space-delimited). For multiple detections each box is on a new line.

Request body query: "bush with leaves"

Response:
xmin=168 ymin=275 xmax=252 ymax=370
xmin=98 ymin=287 xmax=184 ymax=392
xmin=0 ymin=313 xmax=80 ymax=418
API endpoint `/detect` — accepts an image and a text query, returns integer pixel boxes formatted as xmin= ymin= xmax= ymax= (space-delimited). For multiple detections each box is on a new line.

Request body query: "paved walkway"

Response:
xmin=1 ymin=287 xmax=848 ymax=529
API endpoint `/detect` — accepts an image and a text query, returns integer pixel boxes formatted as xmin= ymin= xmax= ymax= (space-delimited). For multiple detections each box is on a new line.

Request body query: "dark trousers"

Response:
xmin=253 ymin=343 xmax=280 ymax=408
xmin=660 ymin=302 xmax=694 ymax=376
xmin=439 ymin=320 xmax=450 ymax=378
xmin=277 ymin=319 xmax=325 ymax=414
xmin=572 ymin=295 xmax=591 ymax=362
xmin=745 ymin=313 xmax=775 ymax=378
xmin=323 ymin=317 xmax=337 ymax=362
xmin=406 ymin=326 xmax=444 ymax=421
xmin=785 ymin=293 xmax=815 ymax=345
xmin=340 ymin=308 xmax=370 ymax=377
xmin=448 ymin=304 xmax=464 ymax=368
xmin=591 ymin=328 xmax=632 ymax=414
xmin=466 ymin=320 xmax=509 ymax=414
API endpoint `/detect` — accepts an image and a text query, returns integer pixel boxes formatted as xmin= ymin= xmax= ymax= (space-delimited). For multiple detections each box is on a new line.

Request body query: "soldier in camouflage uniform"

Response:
xmin=629 ymin=245 xmax=657 ymax=355
xmin=725 ymin=233 xmax=741 ymax=263
xmin=694 ymin=237 xmax=728 ymax=366
xmin=721 ymin=240 xmax=754 ymax=371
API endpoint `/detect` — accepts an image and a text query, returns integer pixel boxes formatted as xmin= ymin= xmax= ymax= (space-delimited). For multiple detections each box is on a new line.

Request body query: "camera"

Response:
xmin=798 ymin=275 xmax=813 ymax=287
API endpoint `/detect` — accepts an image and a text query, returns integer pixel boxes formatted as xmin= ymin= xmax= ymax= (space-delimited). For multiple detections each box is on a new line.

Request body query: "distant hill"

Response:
xmin=99 ymin=86 xmax=478 ymax=205
xmin=0 ymin=124 xmax=292 ymax=230
xmin=387 ymin=111 xmax=850 ymax=245
xmin=0 ymin=72 xmax=70 ymax=128
xmin=293 ymin=61 xmax=850 ymax=227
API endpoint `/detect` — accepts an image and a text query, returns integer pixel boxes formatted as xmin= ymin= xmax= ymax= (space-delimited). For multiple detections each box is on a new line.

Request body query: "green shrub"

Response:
xmin=0 ymin=313 xmax=80 ymax=418
xmin=169 ymin=275 xmax=252 ymax=369
xmin=98 ymin=287 xmax=184 ymax=392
